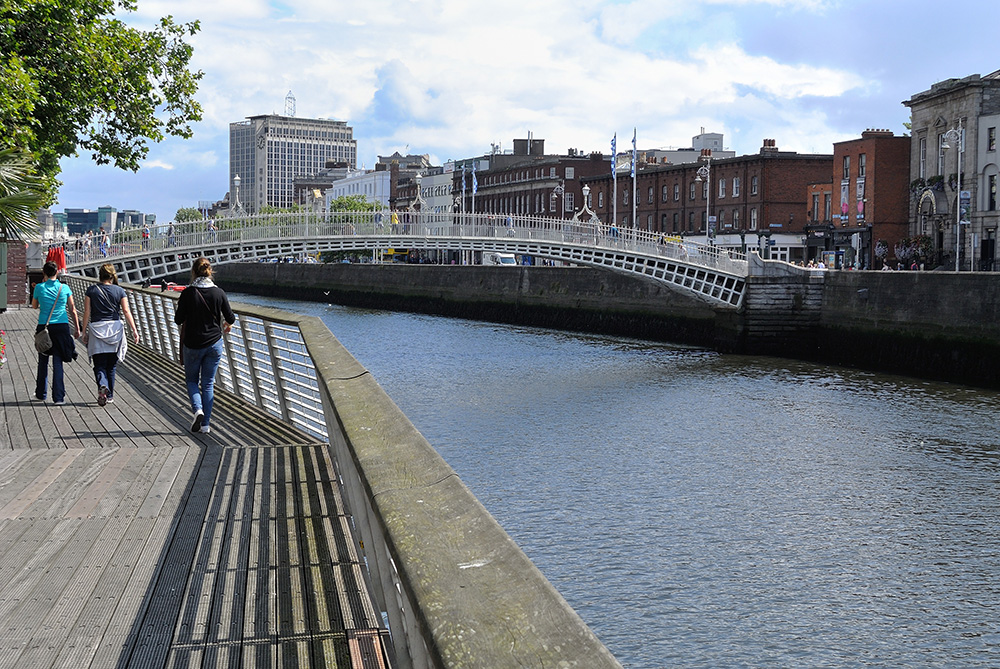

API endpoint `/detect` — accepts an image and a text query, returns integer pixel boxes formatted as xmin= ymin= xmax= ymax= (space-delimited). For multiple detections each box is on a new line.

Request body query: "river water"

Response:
xmin=235 ymin=294 xmax=1000 ymax=668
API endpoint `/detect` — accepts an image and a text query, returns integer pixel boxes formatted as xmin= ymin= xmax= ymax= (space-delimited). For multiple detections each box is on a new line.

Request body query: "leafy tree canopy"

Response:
xmin=328 ymin=195 xmax=375 ymax=212
xmin=0 ymin=0 xmax=203 ymax=201
xmin=174 ymin=206 xmax=201 ymax=222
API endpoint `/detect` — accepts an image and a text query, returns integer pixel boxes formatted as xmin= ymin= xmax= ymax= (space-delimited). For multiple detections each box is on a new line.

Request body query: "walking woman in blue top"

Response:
xmin=174 ymin=257 xmax=235 ymax=434
xmin=31 ymin=261 xmax=81 ymax=404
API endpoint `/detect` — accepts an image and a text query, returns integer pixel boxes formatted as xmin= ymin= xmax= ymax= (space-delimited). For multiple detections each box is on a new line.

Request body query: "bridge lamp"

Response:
xmin=694 ymin=158 xmax=712 ymax=246
xmin=551 ymin=181 xmax=565 ymax=219
xmin=941 ymin=120 xmax=963 ymax=271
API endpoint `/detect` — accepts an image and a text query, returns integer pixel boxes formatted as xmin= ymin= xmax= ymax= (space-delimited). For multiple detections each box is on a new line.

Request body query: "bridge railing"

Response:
xmin=61 ymin=273 xmax=622 ymax=669
xmin=61 ymin=210 xmax=747 ymax=276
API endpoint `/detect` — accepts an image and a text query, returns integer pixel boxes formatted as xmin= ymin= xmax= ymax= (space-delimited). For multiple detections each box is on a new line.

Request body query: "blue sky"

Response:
xmin=54 ymin=0 xmax=1000 ymax=223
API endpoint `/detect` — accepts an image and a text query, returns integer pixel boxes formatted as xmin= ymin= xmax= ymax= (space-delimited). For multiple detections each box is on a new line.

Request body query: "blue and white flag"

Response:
xmin=631 ymin=128 xmax=637 ymax=178
xmin=611 ymin=134 xmax=617 ymax=174
xmin=472 ymin=160 xmax=478 ymax=195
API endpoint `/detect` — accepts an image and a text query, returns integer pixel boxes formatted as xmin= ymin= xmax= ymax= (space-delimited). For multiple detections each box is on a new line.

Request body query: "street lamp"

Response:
xmin=232 ymin=174 xmax=244 ymax=216
xmin=551 ymin=181 xmax=565 ymax=220
xmin=694 ymin=152 xmax=712 ymax=246
xmin=942 ymin=120 xmax=964 ymax=271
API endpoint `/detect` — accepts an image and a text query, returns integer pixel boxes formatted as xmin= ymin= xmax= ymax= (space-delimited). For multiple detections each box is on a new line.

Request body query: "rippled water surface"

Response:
xmin=236 ymin=294 xmax=1000 ymax=668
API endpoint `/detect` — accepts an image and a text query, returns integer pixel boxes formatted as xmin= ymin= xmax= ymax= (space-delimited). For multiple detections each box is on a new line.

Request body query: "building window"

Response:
xmin=688 ymin=211 xmax=694 ymax=231
xmin=937 ymin=134 xmax=946 ymax=175
xmin=702 ymin=181 xmax=709 ymax=199
xmin=824 ymin=193 xmax=831 ymax=221
xmin=842 ymin=155 xmax=850 ymax=180
xmin=750 ymin=207 xmax=758 ymax=230
xmin=623 ymin=189 xmax=628 ymax=205
xmin=989 ymin=127 xmax=997 ymax=152
xmin=750 ymin=176 xmax=758 ymax=195
xmin=674 ymin=183 xmax=680 ymax=201
xmin=858 ymin=153 xmax=866 ymax=178
xmin=989 ymin=174 xmax=997 ymax=211
xmin=690 ymin=182 xmax=696 ymax=200
xmin=673 ymin=212 xmax=679 ymax=232
xmin=550 ymin=167 xmax=556 ymax=178
xmin=733 ymin=177 xmax=740 ymax=197
xmin=598 ymin=191 xmax=604 ymax=208
xmin=732 ymin=209 xmax=739 ymax=229
xmin=647 ymin=213 xmax=653 ymax=228
xmin=812 ymin=194 xmax=820 ymax=221
xmin=661 ymin=214 xmax=668 ymax=231
xmin=648 ymin=186 xmax=654 ymax=204
xmin=662 ymin=185 xmax=668 ymax=202
xmin=718 ymin=210 xmax=725 ymax=228
xmin=718 ymin=178 xmax=726 ymax=198
xmin=566 ymin=167 xmax=575 ymax=179
xmin=565 ymin=192 xmax=574 ymax=212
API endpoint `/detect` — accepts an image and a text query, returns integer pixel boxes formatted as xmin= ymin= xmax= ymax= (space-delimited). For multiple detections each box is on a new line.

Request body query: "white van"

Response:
xmin=482 ymin=252 xmax=518 ymax=266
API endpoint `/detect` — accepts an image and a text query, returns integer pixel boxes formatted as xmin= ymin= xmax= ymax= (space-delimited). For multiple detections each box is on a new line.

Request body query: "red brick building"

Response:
xmin=805 ymin=129 xmax=910 ymax=269
xmin=583 ymin=139 xmax=833 ymax=262
xmin=452 ymin=140 xmax=611 ymax=219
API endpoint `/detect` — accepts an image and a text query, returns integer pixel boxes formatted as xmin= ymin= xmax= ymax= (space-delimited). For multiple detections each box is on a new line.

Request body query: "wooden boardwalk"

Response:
xmin=0 ymin=306 xmax=389 ymax=668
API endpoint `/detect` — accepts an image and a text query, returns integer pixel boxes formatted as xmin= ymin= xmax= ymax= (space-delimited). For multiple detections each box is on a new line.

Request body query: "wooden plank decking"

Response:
xmin=0 ymin=306 xmax=389 ymax=668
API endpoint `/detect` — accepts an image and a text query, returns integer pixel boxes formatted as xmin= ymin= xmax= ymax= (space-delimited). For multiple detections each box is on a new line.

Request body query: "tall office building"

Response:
xmin=229 ymin=113 xmax=358 ymax=213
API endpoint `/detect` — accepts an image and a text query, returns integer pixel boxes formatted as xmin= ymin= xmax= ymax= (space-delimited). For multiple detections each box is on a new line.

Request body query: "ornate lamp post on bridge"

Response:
xmin=941 ymin=120 xmax=965 ymax=271
xmin=694 ymin=151 xmax=712 ymax=246
xmin=551 ymin=180 xmax=565 ymax=220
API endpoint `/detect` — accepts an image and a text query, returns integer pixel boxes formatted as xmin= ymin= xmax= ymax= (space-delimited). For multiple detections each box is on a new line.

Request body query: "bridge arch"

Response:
xmin=65 ymin=212 xmax=749 ymax=308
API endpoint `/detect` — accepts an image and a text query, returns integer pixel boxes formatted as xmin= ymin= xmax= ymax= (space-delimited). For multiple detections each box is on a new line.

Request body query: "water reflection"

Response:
xmin=233 ymin=294 xmax=1000 ymax=668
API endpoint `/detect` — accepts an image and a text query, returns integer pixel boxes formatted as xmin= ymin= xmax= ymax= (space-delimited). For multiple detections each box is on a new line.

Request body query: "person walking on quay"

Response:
xmin=31 ymin=261 xmax=80 ymax=404
xmin=174 ymin=257 xmax=236 ymax=434
xmin=80 ymin=264 xmax=140 ymax=406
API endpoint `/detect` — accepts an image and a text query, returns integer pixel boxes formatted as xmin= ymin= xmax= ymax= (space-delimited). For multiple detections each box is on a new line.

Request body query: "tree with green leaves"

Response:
xmin=0 ymin=0 xmax=203 ymax=203
xmin=175 ymin=207 xmax=202 ymax=222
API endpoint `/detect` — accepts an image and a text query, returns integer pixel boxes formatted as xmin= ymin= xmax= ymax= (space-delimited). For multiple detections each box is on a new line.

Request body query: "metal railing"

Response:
xmin=63 ymin=274 xmax=327 ymax=439
xmin=61 ymin=211 xmax=749 ymax=276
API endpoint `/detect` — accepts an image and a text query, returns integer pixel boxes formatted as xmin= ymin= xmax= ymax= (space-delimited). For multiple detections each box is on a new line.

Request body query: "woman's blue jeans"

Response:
xmin=183 ymin=338 xmax=224 ymax=427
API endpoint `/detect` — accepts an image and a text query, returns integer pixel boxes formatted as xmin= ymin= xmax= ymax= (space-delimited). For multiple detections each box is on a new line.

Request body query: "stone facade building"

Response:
xmin=904 ymin=70 xmax=1000 ymax=270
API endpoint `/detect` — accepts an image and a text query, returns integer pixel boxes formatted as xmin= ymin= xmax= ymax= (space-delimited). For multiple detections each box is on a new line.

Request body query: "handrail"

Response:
xmin=59 ymin=210 xmax=749 ymax=276
xmin=62 ymin=273 xmax=623 ymax=668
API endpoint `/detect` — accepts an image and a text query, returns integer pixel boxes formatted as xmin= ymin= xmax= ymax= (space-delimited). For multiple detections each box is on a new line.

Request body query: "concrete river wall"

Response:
xmin=214 ymin=262 xmax=1000 ymax=390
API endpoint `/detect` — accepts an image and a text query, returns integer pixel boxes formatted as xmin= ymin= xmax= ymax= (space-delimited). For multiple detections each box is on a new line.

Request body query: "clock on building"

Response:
xmin=257 ymin=135 xmax=266 ymax=149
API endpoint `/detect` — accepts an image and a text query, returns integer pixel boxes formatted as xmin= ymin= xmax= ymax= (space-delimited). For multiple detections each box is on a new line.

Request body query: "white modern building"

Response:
xmin=324 ymin=168 xmax=393 ymax=211
xmin=229 ymin=113 xmax=358 ymax=213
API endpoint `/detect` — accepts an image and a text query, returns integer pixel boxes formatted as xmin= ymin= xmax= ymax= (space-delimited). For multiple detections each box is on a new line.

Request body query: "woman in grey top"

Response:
xmin=80 ymin=263 xmax=139 ymax=406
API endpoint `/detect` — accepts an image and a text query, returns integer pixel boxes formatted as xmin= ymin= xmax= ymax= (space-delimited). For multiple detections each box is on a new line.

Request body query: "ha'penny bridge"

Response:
xmin=66 ymin=211 xmax=750 ymax=308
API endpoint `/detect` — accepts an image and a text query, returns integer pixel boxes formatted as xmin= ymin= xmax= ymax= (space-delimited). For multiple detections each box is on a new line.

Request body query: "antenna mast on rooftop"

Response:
xmin=284 ymin=90 xmax=296 ymax=117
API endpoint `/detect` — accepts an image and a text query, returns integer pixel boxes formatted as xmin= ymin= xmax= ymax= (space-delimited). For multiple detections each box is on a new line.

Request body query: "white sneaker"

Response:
xmin=200 ymin=425 xmax=211 ymax=434
xmin=191 ymin=409 xmax=204 ymax=433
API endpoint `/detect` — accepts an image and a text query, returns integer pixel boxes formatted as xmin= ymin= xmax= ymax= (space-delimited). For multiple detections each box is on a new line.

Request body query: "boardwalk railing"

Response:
xmin=63 ymin=274 xmax=622 ymax=668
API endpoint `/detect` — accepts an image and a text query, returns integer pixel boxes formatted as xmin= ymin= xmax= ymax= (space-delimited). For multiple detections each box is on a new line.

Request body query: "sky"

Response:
xmin=54 ymin=0 xmax=1000 ymax=223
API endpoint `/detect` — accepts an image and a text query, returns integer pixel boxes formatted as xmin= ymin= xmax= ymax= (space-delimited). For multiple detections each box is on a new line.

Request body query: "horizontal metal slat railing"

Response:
xmin=62 ymin=274 xmax=328 ymax=440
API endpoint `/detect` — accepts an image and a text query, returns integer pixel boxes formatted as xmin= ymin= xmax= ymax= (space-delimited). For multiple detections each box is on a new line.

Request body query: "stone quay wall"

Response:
xmin=215 ymin=262 xmax=1000 ymax=389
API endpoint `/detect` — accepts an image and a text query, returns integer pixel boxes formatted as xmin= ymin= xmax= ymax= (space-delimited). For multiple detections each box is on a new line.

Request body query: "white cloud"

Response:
xmin=142 ymin=159 xmax=175 ymax=170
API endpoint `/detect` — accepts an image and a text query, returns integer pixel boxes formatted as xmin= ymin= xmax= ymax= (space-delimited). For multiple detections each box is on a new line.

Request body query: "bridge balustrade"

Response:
xmin=63 ymin=211 xmax=748 ymax=307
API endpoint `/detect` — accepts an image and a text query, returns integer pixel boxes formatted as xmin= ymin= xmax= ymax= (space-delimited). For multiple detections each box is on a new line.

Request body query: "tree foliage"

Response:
xmin=328 ymin=195 xmax=375 ymax=212
xmin=0 ymin=147 xmax=46 ymax=240
xmin=174 ymin=206 xmax=202 ymax=222
xmin=0 ymin=0 xmax=203 ymax=200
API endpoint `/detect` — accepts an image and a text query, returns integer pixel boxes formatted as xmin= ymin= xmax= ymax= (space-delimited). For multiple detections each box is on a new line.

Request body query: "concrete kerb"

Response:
xmin=300 ymin=316 xmax=623 ymax=668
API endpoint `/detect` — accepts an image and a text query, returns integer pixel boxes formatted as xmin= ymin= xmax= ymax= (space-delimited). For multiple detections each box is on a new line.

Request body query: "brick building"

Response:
xmin=452 ymin=139 xmax=611 ymax=219
xmin=805 ymin=130 xmax=910 ymax=269
xmin=584 ymin=139 xmax=833 ymax=263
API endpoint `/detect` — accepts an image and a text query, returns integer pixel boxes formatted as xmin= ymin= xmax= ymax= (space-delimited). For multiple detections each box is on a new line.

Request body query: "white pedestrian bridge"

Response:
xmin=66 ymin=211 xmax=750 ymax=308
